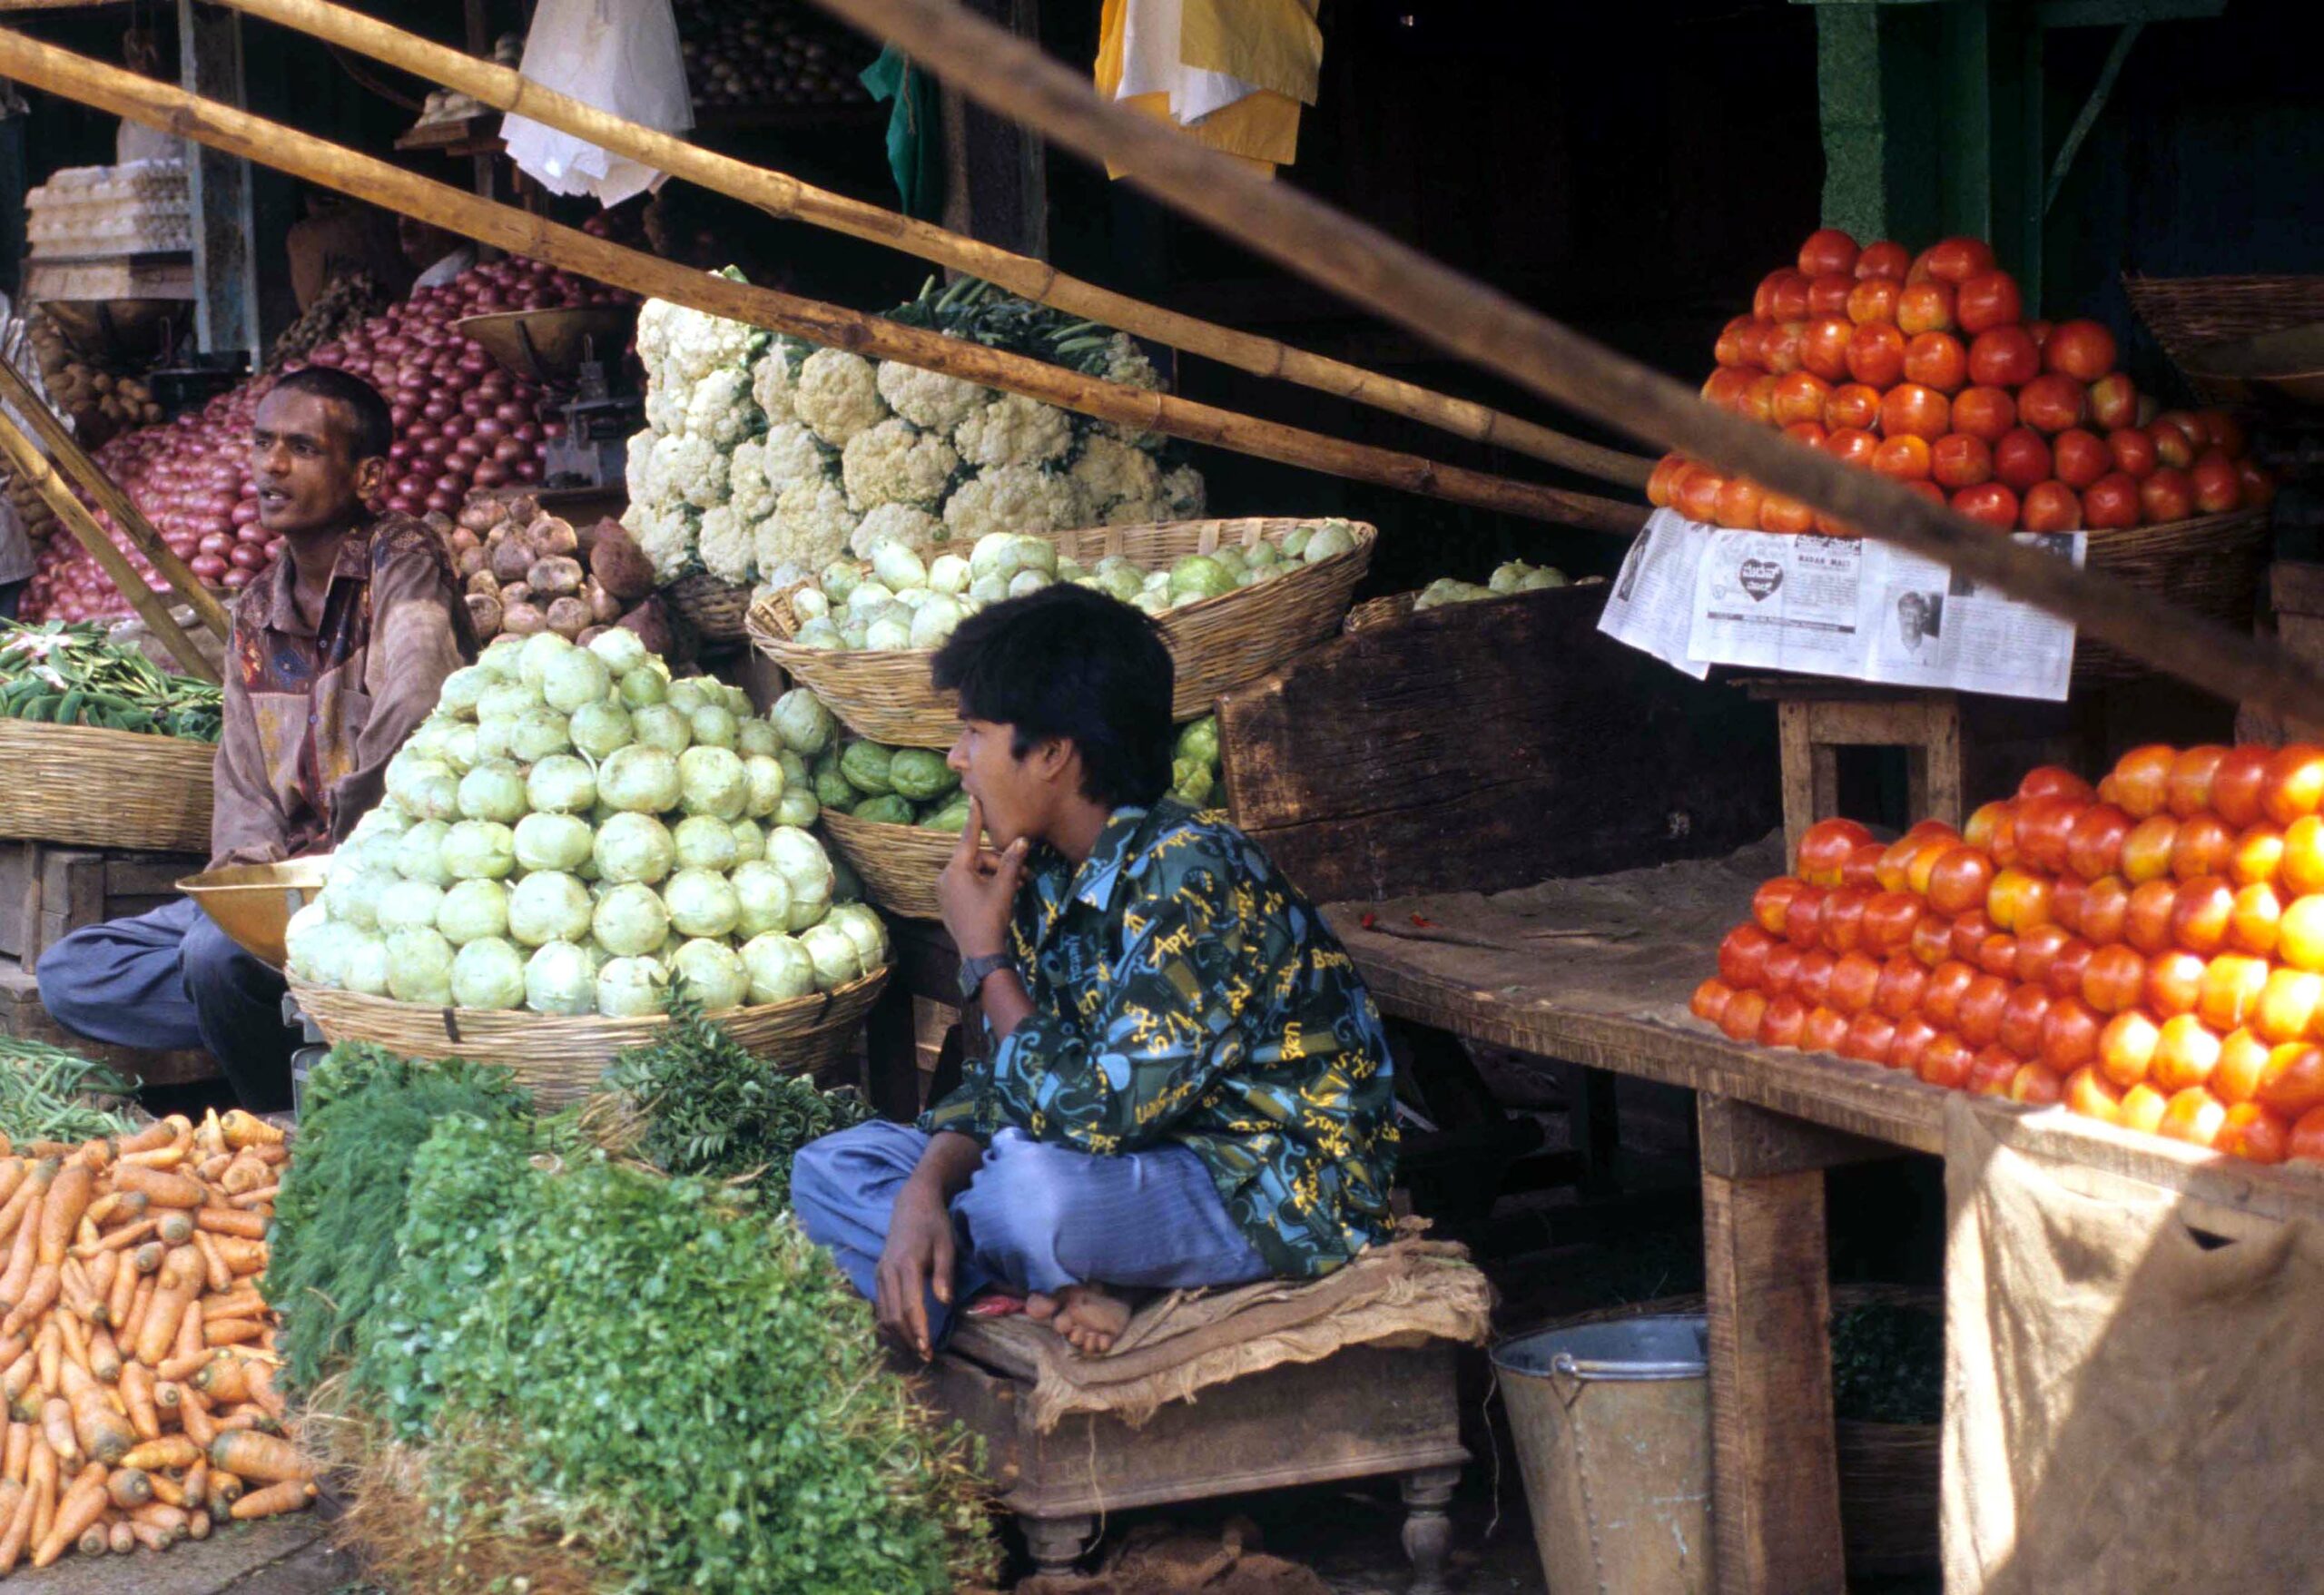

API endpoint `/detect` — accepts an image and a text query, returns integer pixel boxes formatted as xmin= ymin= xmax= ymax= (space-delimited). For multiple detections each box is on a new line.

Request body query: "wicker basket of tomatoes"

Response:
xmin=1655 ymin=228 xmax=2276 ymax=686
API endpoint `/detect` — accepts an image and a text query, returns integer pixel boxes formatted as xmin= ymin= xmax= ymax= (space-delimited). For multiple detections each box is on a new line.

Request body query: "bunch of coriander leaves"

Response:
xmin=600 ymin=993 xmax=870 ymax=1204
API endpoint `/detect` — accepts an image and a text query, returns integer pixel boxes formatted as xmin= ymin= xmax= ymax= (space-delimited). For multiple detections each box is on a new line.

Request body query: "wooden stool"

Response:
xmin=925 ymin=1336 xmax=1468 ymax=1590
xmin=1769 ymin=687 xmax=1965 ymax=863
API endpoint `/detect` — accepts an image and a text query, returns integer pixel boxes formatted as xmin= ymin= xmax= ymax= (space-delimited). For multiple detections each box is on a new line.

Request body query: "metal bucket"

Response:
xmin=1491 ymin=1314 xmax=1712 ymax=1594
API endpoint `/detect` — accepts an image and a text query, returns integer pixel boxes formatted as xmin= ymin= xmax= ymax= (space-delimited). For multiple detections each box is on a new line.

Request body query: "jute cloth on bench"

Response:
xmin=950 ymin=1237 xmax=1494 ymax=1433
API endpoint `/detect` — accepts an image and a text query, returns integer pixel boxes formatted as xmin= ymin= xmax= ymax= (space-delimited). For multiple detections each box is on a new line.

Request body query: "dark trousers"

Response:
xmin=35 ymin=898 xmax=295 ymax=1111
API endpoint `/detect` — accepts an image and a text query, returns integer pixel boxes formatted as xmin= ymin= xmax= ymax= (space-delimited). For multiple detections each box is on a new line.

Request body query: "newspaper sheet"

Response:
xmin=1600 ymin=508 xmax=2083 ymax=702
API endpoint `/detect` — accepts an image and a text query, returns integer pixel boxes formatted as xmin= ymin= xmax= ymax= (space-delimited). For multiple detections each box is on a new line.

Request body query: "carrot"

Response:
xmin=0 ymin=1197 xmax=41 ymax=1309
xmin=175 ymin=1285 xmax=207 ymax=1362
xmin=117 ymin=1144 xmax=188 ymax=1170
xmin=130 ymin=1240 xmax=165 ymax=1275
xmin=75 ymin=1216 xmax=156 ymax=1258
xmin=108 ymin=1166 xmax=204 ymax=1209
xmin=85 ymin=1190 xmax=147 ymax=1230
xmin=208 ymin=1430 xmax=306 ymax=1485
xmin=104 ymin=1250 xmax=135 ymax=1330
xmin=157 ymin=1350 xmax=211 ymax=1383
xmin=53 ymin=1307 xmax=89 ymax=1378
xmin=105 ymin=1467 xmax=151 ymax=1509
xmin=2 ymin=1264 xmax=60 ymax=1336
xmin=204 ymin=1470 xmax=241 ymax=1518
xmin=23 ymin=1435 xmax=54 ymax=1563
xmin=230 ymin=1479 xmax=315 ymax=1521
xmin=150 ymin=1378 xmax=181 ymax=1415
xmin=37 ymin=1163 xmax=94 ymax=1266
xmin=38 ymin=1398 xmax=79 ymax=1470
xmin=191 ymin=1357 xmax=248 ymax=1404
xmin=174 ymin=1389 xmax=215 ymax=1449
xmin=129 ymin=1519 xmax=175 ymax=1551
xmin=229 ymin=1186 xmax=282 ymax=1210
xmin=193 ymin=1208 xmax=267 ymax=1239
xmin=193 ymin=1232 xmax=233 ymax=1296
xmin=76 ymin=1520 xmax=109 ymax=1559
xmin=62 ymin=1364 xmax=133 ymax=1465
xmin=0 ymin=1481 xmax=17 ymax=1560
xmin=0 ymin=1159 xmax=53 ymax=1243
xmin=0 ymin=1162 xmax=23 ymax=1214
xmin=200 ymin=1288 xmax=267 ymax=1323
xmin=219 ymin=1154 xmax=269 ymax=1196
xmin=219 ymin=1111 xmax=285 ymax=1151
xmin=86 ymin=1325 xmax=122 ymax=1389
xmin=211 ymin=1235 xmax=269 ymax=1277
xmin=33 ymin=1321 xmax=58 ymax=1403
xmin=133 ymin=1249 xmax=202 ymax=1368
xmin=106 ymin=1517 xmax=134 ymax=1555
xmin=243 ymin=1360 xmax=285 ymax=1423
xmin=0 ymin=1472 xmax=30 ymax=1574
xmin=156 ymin=1211 xmax=196 ymax=1245
xmin=203 ymin=1319 xmax=266 ymax=1348
xmin=194 ymin=1112 xmax=227 ymax=1158
xmin=177 ymin=1457 xmax=205 ymax=1507
xmin=113 ymin=1120 xmax=178 ymax=1157
xmin=84 ymin=1245 xmax=114 ymax=1307
xmin=3 ymin=1422 xmax=26 ymax=1486
xmin=148 ymin=1467 xmax=186 ymax=1508
xmin=32 ymin=1462 xmax=106 ymax=1566
xmin=186 ymin=1506 xmax=212 ymax=1541
xmin=0 ymin=1354 xmax=33 ymax=1408
xmin=119 ymin=1365 xmax=158 ymax=1443
xmin=118 ymin=1436 xmax=199 ymax=1472
xmin=118 ymin=1276 xmax=155 ymax=1353
xmin=130 ymin=1498 xmax=189 ymax=1534
xmin=251 ymin=1142 xmax=289 ymax=1166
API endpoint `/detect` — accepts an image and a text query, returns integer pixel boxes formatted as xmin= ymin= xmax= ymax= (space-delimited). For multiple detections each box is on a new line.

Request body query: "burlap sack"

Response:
xmin=1943 ymin=1097 xmax=2324 ymax=1593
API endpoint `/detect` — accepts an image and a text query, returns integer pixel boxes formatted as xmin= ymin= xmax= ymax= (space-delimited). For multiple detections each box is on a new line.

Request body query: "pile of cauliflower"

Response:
xmin=786 ymin=520 xmax=1363 ymax=654
xmin=619 ymin=277 xmax=1206 ymax=595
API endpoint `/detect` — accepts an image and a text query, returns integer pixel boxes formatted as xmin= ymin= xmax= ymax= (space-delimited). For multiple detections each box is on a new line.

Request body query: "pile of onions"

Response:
xmin=21 ymin=256 xmax=625 ymax=623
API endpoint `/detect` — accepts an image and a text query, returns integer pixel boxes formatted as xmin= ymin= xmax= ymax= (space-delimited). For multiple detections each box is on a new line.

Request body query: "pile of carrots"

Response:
xmin=0 ymin=1108 xmax=313 ymax=1571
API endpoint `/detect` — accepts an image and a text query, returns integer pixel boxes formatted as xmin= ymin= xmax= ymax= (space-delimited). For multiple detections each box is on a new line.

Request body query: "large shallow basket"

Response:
xmin=747 ymin=517 xmax=1375 ymax=747
xmin=820 ymin=808 xmax=953 ymax=921
xmin=2123 ymin=272 xmax=2324 ymax=403
xmin=289 ymin=965 xmax=890 ymax=1105
xmin=0 ymin=721 xmax=213 ymax=853
xmin=2074 ymin=507 xmax=2271 ymax=684
xmin=665 ymin=571 xmax=753 ymax=646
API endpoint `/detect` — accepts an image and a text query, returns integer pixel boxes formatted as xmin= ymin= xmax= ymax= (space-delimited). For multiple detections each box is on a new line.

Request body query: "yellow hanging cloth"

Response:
xmin=1095 ymin=0 xmax=1321 ymax=180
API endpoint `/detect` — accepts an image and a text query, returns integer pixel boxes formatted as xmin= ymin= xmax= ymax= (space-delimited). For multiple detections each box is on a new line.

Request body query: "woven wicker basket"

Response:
xmin=747 ymin=517 xmax=1375 ymax=748
xmin=2123 ymin=272 xmax=2324 ymax=403
xmin=0 ymin=722 xmax=213 ymax=853
xmin=820 ymin=808 xmax=953 ymax=921
xmin=665 ymin=571 xmax=754 ymax=646
xmin=2075 ymin=507 xmax=2271 ymax=684
xmin=289 ymin=965 xmax=889 ymax=1106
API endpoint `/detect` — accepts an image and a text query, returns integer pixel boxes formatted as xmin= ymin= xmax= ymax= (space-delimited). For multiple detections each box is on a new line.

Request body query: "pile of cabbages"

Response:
xmin=285 ymin=628 xmax=884 ymax=1018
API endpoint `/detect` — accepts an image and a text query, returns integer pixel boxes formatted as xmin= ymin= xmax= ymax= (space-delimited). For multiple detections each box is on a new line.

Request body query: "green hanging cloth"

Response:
xmin=861 ymin=44 xmax=944 ymax=220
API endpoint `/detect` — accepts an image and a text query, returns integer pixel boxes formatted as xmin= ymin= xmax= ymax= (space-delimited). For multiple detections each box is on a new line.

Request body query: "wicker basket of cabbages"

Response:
xmin=281 ymin=627 xmax=889 ymax=1103
xmin=746 ymin=517 xmax=1374 ymax=749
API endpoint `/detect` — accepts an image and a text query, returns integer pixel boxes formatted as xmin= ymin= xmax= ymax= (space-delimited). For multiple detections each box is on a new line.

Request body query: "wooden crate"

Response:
xmin=1215 ymin=582 xmax=1779 ymax=904
xmin=0 ymin=840 xmax=207 ymax=965
xmin=0 ymin=954 xmax=218 ymax=1088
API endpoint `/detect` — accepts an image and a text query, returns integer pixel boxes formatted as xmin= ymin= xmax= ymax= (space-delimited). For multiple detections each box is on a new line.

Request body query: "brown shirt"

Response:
xmin=210 ymin=514 xmax=474 ymax=869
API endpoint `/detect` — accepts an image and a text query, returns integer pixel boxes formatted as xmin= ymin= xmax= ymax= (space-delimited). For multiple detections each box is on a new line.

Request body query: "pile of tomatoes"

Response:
xmin=1648 ymin=229 xmax=2274 ymax=536
xmin=1695 ymin=743 xmax=2324 ymax=1163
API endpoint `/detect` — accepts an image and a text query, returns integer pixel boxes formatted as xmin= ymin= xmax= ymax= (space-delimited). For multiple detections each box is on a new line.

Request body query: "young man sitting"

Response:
xmin=793 ymin=586 xmax=1397 ymax=1358
xmin=37 ymin=369 xmax=473 ymax=1110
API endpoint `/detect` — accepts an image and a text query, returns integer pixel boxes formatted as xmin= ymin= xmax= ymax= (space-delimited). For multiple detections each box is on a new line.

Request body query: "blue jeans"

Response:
xmin=791 ymin=1119 xmax=1270 ymax=1344
xmin=35 ymin=899 xmax=294 ymax=1111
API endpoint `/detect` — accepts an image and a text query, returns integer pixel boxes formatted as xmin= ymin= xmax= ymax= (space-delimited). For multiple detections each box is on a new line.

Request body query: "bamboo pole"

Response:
xmin=216 ymin=0 xmax=1656 ymax=493
xmin=0 ymin=359 xmax=233 ymax=645
xmin=804 ymin=0 xmax=2324 ymax=721
xmin=0 ymin=30 xmax=1641 ymax=537
xmin=0 ymin=410 xmax=221 ymax=681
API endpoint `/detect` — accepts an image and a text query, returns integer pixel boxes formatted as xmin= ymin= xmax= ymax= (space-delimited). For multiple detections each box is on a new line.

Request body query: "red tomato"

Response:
xmin=2204 ymin=747 xmax=2270 ymax=830
xmin=1807 ymin=274 xmax=1856 ymax=319
xmin=2082 ymin=944 xmax=2147 ymax=1015
xmin=1903 ymin=330 xmax=1969 ymax=393
xmin=2240 ymin=460 xmax=2277 ymax=508
xmin=2045 ymin=938 xmax=2097 ymax=1003
xmin=1925 ymin=846 xmax=1995 ymax=916
xmin=1846 ymin=277 xmax=1902 ymax=327
xmin=1950 ymin=482 xmax=2021 ymax=530
xmin=1715 ymin=316 xmax=1758 ymax=369
xmin=2064 ymin=804 xmax=2132 ymax=881
xmin=2078 ymin=876 xmax=2132 ymax=945
xmin=1967 ymin=326 xmax=2041 ymax=388
xmin=1797 ymin=817 xmax=1875 ymax=885
xmin=2082 ymin=472 xmax=2142 ymax=529
xmin=2105 ymin=427 xmax=2158 ymax=478
xmin=1720 ymin=988 xmax=1770 ymax=1042
xmin=1677 ymin=466 xmax=1727 ymax=524
xmin=1881 ymin=383 xmax=1952 ymax=442
xmin=1958 ymin=973 xmax=2013 ymax=1046
xmin=1896 ymin=281 xmax=1956 ymax=336
xmin=1911 ymin=911 xmax=1958 ymax=969
xmin=2043 ymin=319 xmax=2118 ymax=382
xmin=1891 ymin=1014 xmax=1940 ymax=1073
xmin=2220 ymin=1101 xmax=2290 ymax=1164
xmin=1999 ymin=983 xmax=2053 ymax=1058
xmin=2262 ymin=743 xmax=2324 ymax=828
xmin=2163 ymin=744 xmax=2228 ymax=818
xmin=1855 ymin=241 xmax=1911 ymax=281
xmin=1761 ymin=320 xmax=1807 ymax=377
xmin=1828 ymin=950 xmax=1883 ymax=1014
xmin=2098 ymin=1009 xmax=2161 ymax=1088
xmin=1842 ymin=842 xmax=1888 ymax=891
xmin=1930 ymin=432 xmax=1994 ymax=489
xmin=1799 ymin=316 xmax=1856 ymax=383
xmin=1770 ymin=273 xmax=1814 ymax=323
xmin=2010 ymin=1064 xmax=2067 ymax=1106
xmin=2148 ymin=420 xmax=2196 ymax=470
xmin=1823 ymin=383 xmax=1884 ymax=432
xmin=1955 ymin=270 xmax=2023 ymax=334
xmin=1846 ymin=321 xmax=1908 ymax=388
xmin=1646 ymin=454 xmax=1688 ymax=507
xmin=1862 ymin=891 xmax=1924 ymax=957
xmin=2124 ymin=878 xmax=2180 ymax=953
xmin=1874 ymin=955 xmax=1929 ymax=1020
xmin=2065 ymin=1065 xmax=2126 ymax=1124
xmin=2144 ymin=948 xmax=2207 ymax=1016
xmin=1772 ymin=371 xmax=1832 ymax=427
xmin=1753 ymin=270 xmax=1797 ymax=321
xmin=1951 ymin=386 xmax=2017 ymax=442
xmin=1783 ymin=421 xmax=1829 ymax=450
xmin=1823 ymin=427 xmax=1879 ymax=468
xmin=2170 ymin=815 xmax=2236 ymax=882
xmin=1760 ymin=494 xmax=1818 ymax=535
xmin=1802 ymin=1005 xmax=1851 ymax=1055
xmin=1701 ymin=368 xmax=1757 ymax=413
xmin=2052 ymin=428 xmax=2110 ymax=490
xmin=1713 ymin=477 xmax=1766 ymax=531
xmin=1795 ymin=948 xmax=1837 ymax=1008
xmin=2014 ymin=795 xmax=2086 ymax=875
xmin=1758 ymin=992 xmax=1809 ymax=1049
xmin=1992 ymin=428 xmax=2053 ymax=492
xmin=1841 ymin=1010 xmax=1899 ymax=1066
xmin=1919 ymin=1032 xmax=1975 ymax=1090
xmin=1968 ymin=1046 xmax=2023 ymax=1097
xmin=2191 ymin=449 xmax=2243 ymax=516
xmin=1872 ymin=435 xmax=1934 ymax=481
xmin=2198 ymin=954 xmax=2271 ymax=1034
xmin=1898 ymin=479 xmax=1948 ymax=507
xmin=2088 ymin=373 xmax=2140 ymax=432
xmin=2020 ymin=481 xmax=2083 ymax=532
xmin=1763 ymin=940 xmax=1805 ymax=996
xmin=2137 ymin=468 xmax=2195 ymax=525
xmin=1798 ymin=228 xmax=1861 ymax=279
xmin=1692 ymin=978 xmax=1735 ymax=1024
xmin=2019 ymin=766 xmax=2096 ymax=802
xmin=1783 ymin=883 xmax=1828 ymax=948
xmin=2014 ymin=922 xmax=2073 ymax=987
xmin=2017 ymin=373 xmax=2090 ymax=435
xmin=2194 ymin=409 xmax=2247 ymax=456
xmin=1738 ymin=376 xmax=1779 ymax=426
xmin=1916 ymin=237 xmax=1997 ymax=285
xmin=1822 ymin=887 xmax=1873 ymax=954
xmin=1951 ymin=910 xmax=1996 ymax=964
xmin=1922 ymin=960 xmax=1978 ymax=1029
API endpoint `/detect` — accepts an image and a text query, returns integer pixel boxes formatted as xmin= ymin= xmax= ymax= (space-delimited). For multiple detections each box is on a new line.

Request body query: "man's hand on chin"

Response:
xmin=936 ymin=796 xmax=1028 ymax=960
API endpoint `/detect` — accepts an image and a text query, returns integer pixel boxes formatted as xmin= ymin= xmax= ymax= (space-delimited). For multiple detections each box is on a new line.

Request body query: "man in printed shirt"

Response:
xmin=38 ymin=369 xmax=472 ymax=1109
xmin=793 ymin=586 xmax=1395 ymax=1357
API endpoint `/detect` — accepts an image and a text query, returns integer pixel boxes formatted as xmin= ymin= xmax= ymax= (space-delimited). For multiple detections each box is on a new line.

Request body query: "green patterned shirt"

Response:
xmin=921 ymin=798 xmax=1397 ymax=1277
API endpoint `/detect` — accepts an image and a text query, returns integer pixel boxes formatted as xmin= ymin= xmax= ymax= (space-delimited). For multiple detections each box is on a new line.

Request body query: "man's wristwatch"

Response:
xmin=957 ymin=952 xmax=1011 ymax=1001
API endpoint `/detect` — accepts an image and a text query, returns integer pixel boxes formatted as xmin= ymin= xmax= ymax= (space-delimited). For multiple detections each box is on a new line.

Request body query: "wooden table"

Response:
xmin=1324 ymin=842 xmax=2324 ymax=1595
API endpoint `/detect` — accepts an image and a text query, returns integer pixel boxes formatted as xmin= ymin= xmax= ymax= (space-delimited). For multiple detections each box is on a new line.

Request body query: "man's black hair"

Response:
xmin=931 ymin=584 xmax=1175 ymax=809
xmin=268 ymin=368 xmax=394 ymax=464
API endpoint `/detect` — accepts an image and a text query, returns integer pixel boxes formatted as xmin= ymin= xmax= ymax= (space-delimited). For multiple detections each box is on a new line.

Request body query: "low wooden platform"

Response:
xmin=0 ymin=953 xmax=219 ymax=1088
xmin=1324 ymin=842 xmax=2324 ymax=1595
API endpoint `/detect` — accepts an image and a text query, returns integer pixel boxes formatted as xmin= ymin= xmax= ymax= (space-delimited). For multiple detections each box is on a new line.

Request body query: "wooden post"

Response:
xmin=1774 ymin=691 xmax=1965 ymax=863
xmin=941 ymin=0 xmax=1048 ymax=259
xmin=179 ymin=0 xmax=261 ymax=369
xmin=1697 ymin=1095 xmax=1856 ymax=1595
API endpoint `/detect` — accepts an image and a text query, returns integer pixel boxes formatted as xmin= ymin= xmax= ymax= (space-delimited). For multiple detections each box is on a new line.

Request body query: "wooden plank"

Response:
xmin=1701 ymin=1158 xmax=1846 ymax=1595
xmin=2270 ymin=560 xmax=2324 ymax=618
xmin=1698 ymin=1096 xmax=1892 ymax=1180
xmin=0 ymin=954 xmax=219 ymax=1086
xmin=1216 ymin=585 xmax=1777 ymax=904
xmin=1778 ymin=702 xmax=1818 ymax=867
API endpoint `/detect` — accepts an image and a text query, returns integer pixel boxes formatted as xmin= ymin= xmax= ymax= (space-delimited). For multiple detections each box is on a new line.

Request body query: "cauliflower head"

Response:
xmin=635 ymin=296 xmax=679 ymax=377
xmin=1098 ymin=332 xmax=1162 ymax=390
xmin=697 ymin=504 xmax=756 ymax=584
xmin=1068 ymin=434 xmax=1163 ymax=517
xmin=850 ymin=504 xmax=944 ymax=561
xmin=624 ymin=429 xmax=662 ymax=507
xmin=1161 ymin=462 xmax=1207 ymax=519
xmin=752 ymin=336 xmax=811 ymax=424
xmin=760 ymin=476 xmax=860 ymax=582
xmin=876 ymin=359 xmax=988 ymax=433
xmin=682 ymin=365 xmax=762 ymax=448
xmin=652 ymin=432 xmax=729 ymax=512
xmin=644 ymin=379 xmax=690 ymax=438
xmin=623 ymin=498 xmax=700 ymax=583
xmin=759 ymin=421 xmax=832 ymax=496
xmin=841 ymin=418 xmax=960 ymax=512
xmin=659 ymin=297 xmax=764 ymax=387
xmin=953 ymin=391 xmax=1075 ymax=469
xmin=793 ymin=349 xmax=889 ymax=447
xmin=941 ymin=464 xmax=1088 ymax=543
xmin=725 ymin=438 xmax=780 ymax=524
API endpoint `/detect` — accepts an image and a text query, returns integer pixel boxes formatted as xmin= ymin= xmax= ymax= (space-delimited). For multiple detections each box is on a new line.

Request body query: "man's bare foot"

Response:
xmin=1024 ymin=1284 xmax=1132 ymax=1354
